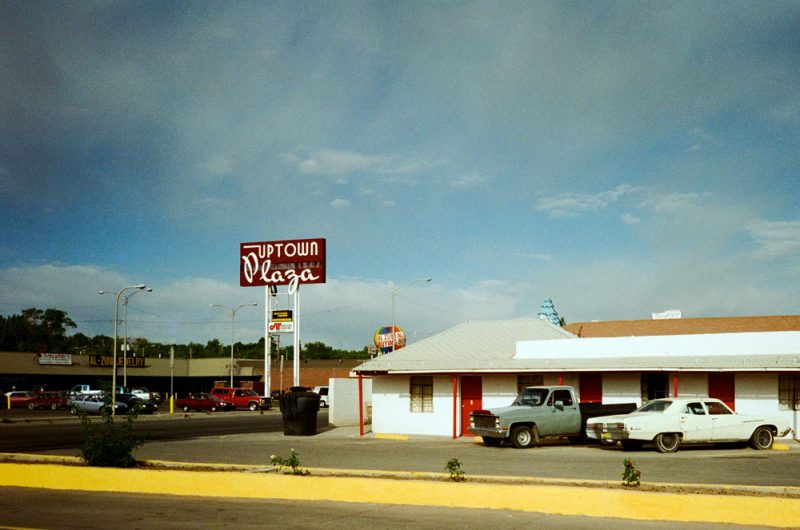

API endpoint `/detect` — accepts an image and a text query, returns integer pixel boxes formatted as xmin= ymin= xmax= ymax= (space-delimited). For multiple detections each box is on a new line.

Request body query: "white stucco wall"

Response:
xmin=329 ymin=377 xmax=372 ymax=427
xmin=481 ymin=375 xmax=518 ymax=409
xmin=673 ymin=373 xmax=707 ymax=398
xmin=603 ymin=373 xmax=642 ymax=406
xmin=372 ymin=375 xmax=455 ymax=436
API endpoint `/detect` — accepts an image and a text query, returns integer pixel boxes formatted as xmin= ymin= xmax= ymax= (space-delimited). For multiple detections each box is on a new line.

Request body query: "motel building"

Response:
xmin=352 ymin=314 xmax=800 ymax=440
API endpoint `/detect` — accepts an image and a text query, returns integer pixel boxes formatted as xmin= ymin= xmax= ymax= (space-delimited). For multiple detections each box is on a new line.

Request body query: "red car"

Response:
xmin=4 ymin=391 xmax=39 ymax=409
xmin=175 ymin=393 xmax=235 ymax=412
xmin=29 ymin=391 xmax=69 ymax=410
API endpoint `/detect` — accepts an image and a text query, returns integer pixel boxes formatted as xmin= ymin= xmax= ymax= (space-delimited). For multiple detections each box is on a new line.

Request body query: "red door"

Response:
xmin=708 ymin=373 xmax=735 ymax=411
xmin=460 ymin=376 xmax=482 ymax=436
xmin=579 ymin=373 xmax=602 ymax=403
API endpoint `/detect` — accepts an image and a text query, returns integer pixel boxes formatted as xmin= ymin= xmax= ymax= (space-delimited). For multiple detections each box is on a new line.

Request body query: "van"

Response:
xmin=313 ymin=385 xmax=329 ymax=408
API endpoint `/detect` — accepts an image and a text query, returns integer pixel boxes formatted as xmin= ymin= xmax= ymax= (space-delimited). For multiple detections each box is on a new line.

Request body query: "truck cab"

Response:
xmin=469 ymin=386 xmax=582 ymax=448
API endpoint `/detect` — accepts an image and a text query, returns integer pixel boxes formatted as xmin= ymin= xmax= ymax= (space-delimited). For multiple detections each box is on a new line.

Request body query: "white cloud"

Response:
xmin=620 ymin=213 xmax=640 ymax=225
xmin=450 ymin=173 xmax=486 ymax=189
xmin=746 ymin=219 xmax=800 ymax=259
xmin=535 ymin=184 xmax=644 ymax=218
xmin=639 ymin=191 xmax=712 ymax=213
xmin=285 ymin=148 xmax=434 ymax=181
xmin=330 ymin=198 xmax=351 ymax=208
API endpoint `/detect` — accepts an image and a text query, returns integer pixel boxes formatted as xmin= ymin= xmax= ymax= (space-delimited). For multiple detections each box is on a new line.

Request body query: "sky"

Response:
xmin=1 ymin=1 xmax=798 ymax=352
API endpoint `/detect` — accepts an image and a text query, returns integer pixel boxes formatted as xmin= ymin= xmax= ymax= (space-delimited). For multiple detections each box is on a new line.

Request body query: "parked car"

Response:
xmin=4 ymin=391 xmax=39 ymax=409
xmin=130 ymin=387 xmax=163 ymax=403
xmin=116 ymin=393 xmax=158 ymax=414
xmin=68 ymin=394 xmax=128 ymax=415
xmin=313 ymin=385 xmax=329 ymax=408
xmin=585 ymin=397 xmax=794 ymax=453
xmin=67 ymin=384 xmax=103 ymax=397
xmin=28 ymin=391 xmax=69 ymax=410
xmin=208 ymin=387 xmax=271 ymax=410
xmin=175 ymin=393 xmax=235 ymax=412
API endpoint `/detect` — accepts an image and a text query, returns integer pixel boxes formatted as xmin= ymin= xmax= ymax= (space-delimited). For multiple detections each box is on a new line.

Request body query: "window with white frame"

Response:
xmin=410 ymin=376 xmax=433 ymax=413
xmin=779 ymin=373 xmax=800 ymax=411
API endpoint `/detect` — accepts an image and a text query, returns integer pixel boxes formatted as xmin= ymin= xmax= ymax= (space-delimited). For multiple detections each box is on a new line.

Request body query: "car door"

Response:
xmin=704 ymin=400 xmax=743 ymax=441
xmin=679 ymin=402 xmax=714 ymax=441
xmin=542 ymin=389 xmax=580 ymax=436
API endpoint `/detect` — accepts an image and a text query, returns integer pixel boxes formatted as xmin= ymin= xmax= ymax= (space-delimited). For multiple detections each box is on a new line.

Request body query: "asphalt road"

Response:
xmin=0 ymin=487 xmax=770 ymax=530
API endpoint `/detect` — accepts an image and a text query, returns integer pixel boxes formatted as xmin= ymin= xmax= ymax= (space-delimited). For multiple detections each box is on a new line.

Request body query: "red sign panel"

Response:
xmin=240 ymin=238 xmax=326 ymax=289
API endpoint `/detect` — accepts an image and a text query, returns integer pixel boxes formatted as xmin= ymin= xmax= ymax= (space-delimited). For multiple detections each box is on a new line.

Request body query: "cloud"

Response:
xmin=330 ymin=198 xmax=351 ymax=208
xmin=746 ymin=219 xmax=800 ymax=259
xmin=285 ymin=148 xmax=434 ymax=182
xmin=639 ymin=192 xmax=712 ymax=213
xmin=535 ymin=184 xmax=645 ymax=218
xmin=450 ymin=173 xmax=486 ymax=189
xmin=620 ymin=213 xmax=641 ymax=225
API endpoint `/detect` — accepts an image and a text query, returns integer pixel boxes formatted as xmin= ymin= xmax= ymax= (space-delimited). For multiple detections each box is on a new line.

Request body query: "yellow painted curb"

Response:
xmin=374 ymin=433 xmax=409 ymax=441
xmin=1 ymin=463 xmax=800 ymax=527
xmin=773 ymin=443 xmax=790 ymax=451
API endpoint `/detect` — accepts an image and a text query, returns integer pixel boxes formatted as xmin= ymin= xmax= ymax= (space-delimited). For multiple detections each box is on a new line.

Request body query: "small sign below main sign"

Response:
xmin=269 ymin=321 xmax=294 ymax=333
xmin=272 ymin=310 xmax=293 ymax=322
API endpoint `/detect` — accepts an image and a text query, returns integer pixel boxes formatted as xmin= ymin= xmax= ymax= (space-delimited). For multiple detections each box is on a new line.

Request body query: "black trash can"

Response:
xmin=279 ymin=389 xmax=320 ymax=436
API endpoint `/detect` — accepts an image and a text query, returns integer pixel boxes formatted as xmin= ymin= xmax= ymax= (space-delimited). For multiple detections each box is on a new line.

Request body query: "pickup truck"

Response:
xmin=209 ymin=387 xmax=271 ymax=411
xmin=68 ymin=384 xmax=103 ymax=397
xmin=469 ymin=386 xmax=637 ymax=448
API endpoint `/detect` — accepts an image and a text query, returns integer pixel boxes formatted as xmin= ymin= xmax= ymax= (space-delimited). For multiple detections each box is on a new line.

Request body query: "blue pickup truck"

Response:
xmin=469 ymin=386 xmax=636 ymax=448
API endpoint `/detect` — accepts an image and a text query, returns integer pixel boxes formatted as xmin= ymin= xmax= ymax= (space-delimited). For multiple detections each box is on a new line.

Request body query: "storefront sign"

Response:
xmin=240 ymin=238 xmax=326 ymax=291
xmin=38 ymin=353 xmax=72 ymax=365
xmin=89 ymin=355 xmax=147 ymax=368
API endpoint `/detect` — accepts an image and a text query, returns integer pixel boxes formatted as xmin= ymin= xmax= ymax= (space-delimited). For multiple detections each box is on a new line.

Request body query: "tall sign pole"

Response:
xmin=264 ymin=287 xmax=271 ymax=396
xmin=240 ymin=238 xmax=326 ymax=392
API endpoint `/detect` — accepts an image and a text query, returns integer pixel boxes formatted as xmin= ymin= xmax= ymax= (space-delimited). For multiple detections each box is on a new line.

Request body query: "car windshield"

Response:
xmin=513 ymin=388 xmax=549 ymax=407
xmin=636 ymin=400 xmax=672 ymax=413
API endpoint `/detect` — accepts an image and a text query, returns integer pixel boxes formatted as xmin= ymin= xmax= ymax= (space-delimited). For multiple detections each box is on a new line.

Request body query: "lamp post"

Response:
xmin=391 ymin=277 xmax=431 ymax=352
xmin=122 ymin=287 xmax=152 ymax=388
xmin=99 ymin=284 xmax=147 ymax=416
xmin=210 ymin=303 xmax=258 ymax=387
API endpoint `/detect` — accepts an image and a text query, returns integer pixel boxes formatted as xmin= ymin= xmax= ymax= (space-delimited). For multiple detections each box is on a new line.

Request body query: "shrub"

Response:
xmin=622 ymin=457 xmax=641 ymax=487
xmin=78 ymin=388 xmax=144 ymax=467
xmin=445 ymin=457 xmax=466 ymax=482
xmin=270 ymin=449 xmax=308 ymax=475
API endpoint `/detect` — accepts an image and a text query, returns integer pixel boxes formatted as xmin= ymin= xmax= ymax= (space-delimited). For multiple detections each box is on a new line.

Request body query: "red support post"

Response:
xmin=452 ymin=375 xmax=458 ymax=439
xmin=673 ymin=374 xmax=679 ymax=397
xmin=358 ymin=373 xmax=364 ymax=437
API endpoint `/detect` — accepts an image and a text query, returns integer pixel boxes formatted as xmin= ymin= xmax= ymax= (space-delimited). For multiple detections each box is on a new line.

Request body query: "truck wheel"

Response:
xmin=749 ymin=426 xmax=774 ymax=450
xmin=654 ymin=433 xmax=681 ymax=453
xmin=183 ymin=405 xmax=190 ymax=412
xmin=511 ymin=425 xmax=537 ymax=449
xmin=482 ymin=436 xmax=502 ymax=447
xmin=248 ymin=402 xmax=258 ymax=411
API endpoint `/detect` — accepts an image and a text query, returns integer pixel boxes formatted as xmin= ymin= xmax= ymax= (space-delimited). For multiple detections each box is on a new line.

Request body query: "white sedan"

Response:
xmin=586 ymin=397 xmax=792 ymax=453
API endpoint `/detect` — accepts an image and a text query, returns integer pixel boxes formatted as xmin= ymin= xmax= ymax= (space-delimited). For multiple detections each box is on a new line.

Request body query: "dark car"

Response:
xmin=175 ymin=392 xmax=235 ymax=412
xmin=4 ymin=391 xmax=39 ymax=409
xmin=116 ymin=393 xmax=158 ymax=414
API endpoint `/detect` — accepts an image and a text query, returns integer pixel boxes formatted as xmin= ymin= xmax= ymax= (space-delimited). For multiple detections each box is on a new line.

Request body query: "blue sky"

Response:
xmin=1 ymin=1 xmax=798 ymax=351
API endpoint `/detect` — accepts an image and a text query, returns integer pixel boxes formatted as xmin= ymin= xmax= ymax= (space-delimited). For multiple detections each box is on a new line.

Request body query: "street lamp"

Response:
xmin=122 ymin=287 xmax=153 ymax=388
xmin=98 ymin=284 xmax=147 ymax=416
xmin=210 ymin=302 xmax=258 ymax=387
xmin=391 ymin=277 xmax=431 ymax=352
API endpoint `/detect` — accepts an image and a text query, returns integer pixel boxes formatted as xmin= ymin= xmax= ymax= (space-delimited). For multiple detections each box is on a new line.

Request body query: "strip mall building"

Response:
xmin=352 ymin=315 xmax=800 ymax=439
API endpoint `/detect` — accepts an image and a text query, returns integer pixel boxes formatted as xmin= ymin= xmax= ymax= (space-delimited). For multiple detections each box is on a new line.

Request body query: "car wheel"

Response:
xmin=511 ymin=424 xmax=538 ymax=449
xmin=654 ymin=432 xmax=681 ymax=453
xmin=482 ymin=436 xmax=502 ymax=447
xmin=51 ymin=403 xmax=58 ymax=410
xmin=70 ymin=407 xmax=78 ymax=415
xmin=749 ymin=426 xmax=774 ymax=450
xmin=210 ymin=405 xmax=217 ymax=412
xmin=27 ymin=402 xmax=36 ymax=410
xmin=182 ymin=405 xmax=190 ymax=412
xmin=249 ymin=402 xmax=258 ymax=411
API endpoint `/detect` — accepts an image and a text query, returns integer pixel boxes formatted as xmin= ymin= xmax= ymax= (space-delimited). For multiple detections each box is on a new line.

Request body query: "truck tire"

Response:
xmin=482 ymin=436 xmax=502 ymax=447
xmin=511 ymin=424 xmax=538 ymax=449
xmin=749 ymin=426 xmax=774 ymax=450
xmin=248 ymin=401 xmax=259 ymax=411
xmin=654 ymin=433 xmax=681 ymax=453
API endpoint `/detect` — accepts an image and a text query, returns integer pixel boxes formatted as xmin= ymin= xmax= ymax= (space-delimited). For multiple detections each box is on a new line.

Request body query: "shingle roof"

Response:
xmin=354 ymin=318 xmax=575 ymax=374
xmin=564 ymin=315 xmax=800 ymax=338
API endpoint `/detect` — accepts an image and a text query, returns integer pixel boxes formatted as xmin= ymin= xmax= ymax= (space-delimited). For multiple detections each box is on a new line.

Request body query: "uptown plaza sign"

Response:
xmin=240 ymin=238 xmax=326 ymax=291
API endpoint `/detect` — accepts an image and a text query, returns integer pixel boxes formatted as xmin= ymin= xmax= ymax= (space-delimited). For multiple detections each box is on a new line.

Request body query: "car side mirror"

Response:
xmin=554 ymin=400 xmax=564 ymax=410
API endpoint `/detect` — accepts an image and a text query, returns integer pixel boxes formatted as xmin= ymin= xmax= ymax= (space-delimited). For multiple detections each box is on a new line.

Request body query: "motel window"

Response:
xmin=517 ymin=374 xmax=544 ymax=395
xmin=779 ymin=373 xmax=800 ymax=411
xmin=410 ymin=376 xmax=433 ymax=413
